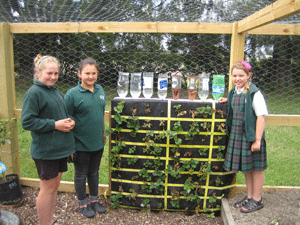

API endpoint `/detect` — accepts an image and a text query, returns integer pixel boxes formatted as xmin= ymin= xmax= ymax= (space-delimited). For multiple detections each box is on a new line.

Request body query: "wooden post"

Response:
xmin=0 ymin=23 xmax=20 ymax=176
xmin=227 ymin=22 xmax=246 ymax=198
xmin=229 ymin=22 xmax=246 ymax=91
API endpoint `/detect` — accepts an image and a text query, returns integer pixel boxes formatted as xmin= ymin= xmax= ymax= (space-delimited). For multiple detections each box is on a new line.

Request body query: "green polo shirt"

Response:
xmin=21 ymin=80 xmax=75 ymax=160
xmin=64 ymin=82 xmax=106 ymax=152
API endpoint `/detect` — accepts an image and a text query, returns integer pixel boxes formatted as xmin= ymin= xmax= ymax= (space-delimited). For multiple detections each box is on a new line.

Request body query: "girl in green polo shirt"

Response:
xmin=65 ymin=57 xmax=106 ymax=218
xmin=21 ymin=54 xmax=75 ymax=225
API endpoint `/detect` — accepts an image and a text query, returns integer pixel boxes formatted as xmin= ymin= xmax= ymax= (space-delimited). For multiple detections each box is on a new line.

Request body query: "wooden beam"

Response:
xmin=238 ymin=0 xmax=300 ymax=33
xmin=234 ymin=184 xmax=300 ymax=195
xmin=248 ymin=23 xmax=300 ymax=35
xmin=265 ymin=114 xmax=300 ymax=126
xmin=14 ymin=109 xmax=300 ymax=127
xmin=0 ymin=22 xmax=20 ymax=176
xmin=20 ymin=177 xmax=110 ymax=195
xmin=229 ymin=22 xmax=245 ymax=91
xmin=157 ymin=22 xmax=232 ymax=34
xmin=9 ymin=22 xmax=233 ymax=34
xmin=14 ymin=109 xmax=111 ymax=123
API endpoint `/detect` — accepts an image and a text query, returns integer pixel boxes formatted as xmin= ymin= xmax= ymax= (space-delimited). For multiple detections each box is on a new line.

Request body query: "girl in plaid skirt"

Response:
xmin=218 ymin=61 xmax=268 ymax=213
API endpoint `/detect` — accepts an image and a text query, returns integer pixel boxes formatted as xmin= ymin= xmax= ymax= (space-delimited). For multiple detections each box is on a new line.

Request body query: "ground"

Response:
xmin=227 ymin=191 xmax=300 ymax=225
xmin=3 ymin=186 xmax=223 ymax=225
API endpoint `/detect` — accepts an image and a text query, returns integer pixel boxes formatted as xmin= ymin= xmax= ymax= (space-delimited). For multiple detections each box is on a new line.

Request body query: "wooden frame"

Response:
xmin=1 ymin=0 xmax=300 ymax=192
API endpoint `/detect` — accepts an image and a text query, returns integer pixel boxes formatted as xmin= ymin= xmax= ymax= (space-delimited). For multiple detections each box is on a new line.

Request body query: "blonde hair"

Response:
xmin=34 ymin=54 xmax=60 ymax=79
xmin=231 ymin=61 xmax=252 ymax=95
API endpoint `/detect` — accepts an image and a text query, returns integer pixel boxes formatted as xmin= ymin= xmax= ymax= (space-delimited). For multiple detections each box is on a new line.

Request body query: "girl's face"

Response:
xmin=78 ymin=64 xmax=98 ymax=89
xmin=232 ymin=68 xmax=251 ymax=90
xmin=36 ymin=62 xmax=59 ymax=87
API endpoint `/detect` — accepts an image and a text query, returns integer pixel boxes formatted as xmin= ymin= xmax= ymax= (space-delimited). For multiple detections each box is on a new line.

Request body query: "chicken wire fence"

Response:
xmin=13 ymin=32 xmax=300 ymax=114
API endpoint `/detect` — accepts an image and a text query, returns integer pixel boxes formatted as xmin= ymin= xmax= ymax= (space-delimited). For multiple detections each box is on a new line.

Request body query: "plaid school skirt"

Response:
xmin=223 ymin=93 xmax=267 ymax=174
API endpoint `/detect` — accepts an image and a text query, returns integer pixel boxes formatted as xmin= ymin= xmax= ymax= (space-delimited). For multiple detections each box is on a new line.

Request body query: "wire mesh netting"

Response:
xmin=12 ymin=32 xmax=300 ymax=114
xmin=1 ymin=0 xmax=281 ymax=23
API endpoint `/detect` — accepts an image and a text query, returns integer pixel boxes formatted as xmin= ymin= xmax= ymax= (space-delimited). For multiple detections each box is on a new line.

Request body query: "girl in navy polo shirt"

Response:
xmin=65 ymin=57 xmax=106 ymax=218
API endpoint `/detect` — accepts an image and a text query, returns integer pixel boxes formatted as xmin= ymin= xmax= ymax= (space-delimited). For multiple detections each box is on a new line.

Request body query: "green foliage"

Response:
xmin=153 ymin=158 xmax=163 ymax=168
xmin=164 ymin=164 xmax=183 ymax=179
xmin=182 ymin=159 xmax=199 ymax=175
xmin=128 ymin=146 xmax=137 ymax=154
xmin=197 ymin=162 xmax=212 ymax=181
xmin=127 ymin=116 xmax=140 ymax=137
xmin=113 ymin=101 xmax=127 ymax=125
xmin=154 ymin=130 xmax=168 ymax=142
xmin=127 ymin=157 xmax=138 ymax=165
xmin=0 ymin=119 xmax=12 ymax=147
xmin=174 ymin=136 xmax=182 ymax=147
xmin=194 ymin=106 xmax=214 ymax=118
xmin=143 ymin=160 xmax=153 ymax=168
xmin=173 ymin=121 xmax=183 ymax=132
xmin=215 ymin=177 xmax=224 ymax=186
xmin=170 ymin=190 xmax=181 ymax=209
xmin=139 ymin=168 xmax=152 ymax=182
xmin=126 ymin=188 xmax=138 ymax=200
xmin=216 ymin=146 xmax=225 ymax=159
xmin=141 ymin=198 xmax=150 ymax=208
xmin=200 ymin=122 xmax=211 ymax=132
xmin=198 ymin=148 xmax=208 ymax=156
xmin=110 ymin=142 xmax=126 ymax=167
xmin=185 ymin=122 xmax=200 ymax=140
xmin=110 ymin=192 xmax=123 ymax=209
xmin=114 ymin=101 xmax=125 ymax=113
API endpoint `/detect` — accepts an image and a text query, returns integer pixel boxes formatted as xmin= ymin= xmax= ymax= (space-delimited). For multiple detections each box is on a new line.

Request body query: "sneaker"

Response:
xmin=90 ymin=202 xmax=106 ymax=213
xmin=79 ymin=205 xmax=95 ymax=218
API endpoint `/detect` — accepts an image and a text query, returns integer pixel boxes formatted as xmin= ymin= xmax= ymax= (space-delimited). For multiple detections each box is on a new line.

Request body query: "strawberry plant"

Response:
xmin=110 ymin=192 xmax=123 ymax=209
xmin=127 ymin=116 xmax=140 ymax=137
xmin=185 ymin=122 xmax=200 ymax=140
xmin=173 ymin=121 xmax=183 ymax=132
xmin=216 ymin=146 xmax=225 ymax=159
xmin=198 ymin=148 xmax=208 ymax=156
xmin=127 ymin=157 xmax=138 ymax=165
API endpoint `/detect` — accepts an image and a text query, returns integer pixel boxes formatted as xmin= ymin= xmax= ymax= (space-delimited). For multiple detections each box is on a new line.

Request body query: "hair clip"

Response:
xmin=241 ymin=61 xmax=251 ymax=71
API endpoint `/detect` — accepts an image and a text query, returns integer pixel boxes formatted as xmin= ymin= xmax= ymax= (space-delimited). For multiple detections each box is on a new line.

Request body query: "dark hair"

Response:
xmin=78 ymin=57 xmax=99 ymax=72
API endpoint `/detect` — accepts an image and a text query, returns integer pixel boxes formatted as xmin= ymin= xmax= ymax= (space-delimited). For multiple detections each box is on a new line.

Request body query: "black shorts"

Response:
xmin=33 ymin=157 xmax=68 ymax=180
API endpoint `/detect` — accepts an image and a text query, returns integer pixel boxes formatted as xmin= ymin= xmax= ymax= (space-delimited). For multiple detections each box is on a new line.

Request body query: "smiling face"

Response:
xmin=232 ymin=68 xmax=251 ymax=90
xmin=36 ymin=62 xmax=59 ymax=86
xmin=78 ymin=64 xmax=98 ymax=90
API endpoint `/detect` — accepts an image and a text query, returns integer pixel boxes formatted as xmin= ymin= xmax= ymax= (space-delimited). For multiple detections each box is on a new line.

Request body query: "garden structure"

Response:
xmin=109 ymin=98 xmax=233 ymax=213
xmin=0 ymin=0 xmax=300 ymax=208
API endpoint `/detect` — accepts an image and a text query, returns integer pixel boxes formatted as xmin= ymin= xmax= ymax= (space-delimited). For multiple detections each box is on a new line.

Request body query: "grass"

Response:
xmin=18 ymin=121 xmax=110 ymax=184
xmin=236 ymin=126 xmax=300 ymax=186
xmin=18 ymin=120 xmax=300 ymax=186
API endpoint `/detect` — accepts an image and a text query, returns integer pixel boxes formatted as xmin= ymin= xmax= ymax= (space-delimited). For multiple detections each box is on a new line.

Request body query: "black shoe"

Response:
xmin=79 ymin=205 xmax=95 ymax=218
xmin=90 ymin=202 xmax=106 ymax=213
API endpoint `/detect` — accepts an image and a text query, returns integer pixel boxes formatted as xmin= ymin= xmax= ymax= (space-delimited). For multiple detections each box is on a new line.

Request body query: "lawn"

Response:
xmin=18 ymin=120 xmax=300 ymax=186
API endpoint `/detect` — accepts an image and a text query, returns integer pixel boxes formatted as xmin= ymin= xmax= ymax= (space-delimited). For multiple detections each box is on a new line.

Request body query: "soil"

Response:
xmin=3 ymin=186 xmax=224 ymax=225
xmin=227 ymin=191 xmax=300 ymax=225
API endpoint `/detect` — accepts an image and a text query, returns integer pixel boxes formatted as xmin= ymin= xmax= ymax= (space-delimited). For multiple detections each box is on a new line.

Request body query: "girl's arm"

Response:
xmin=251 ymin=115 xmax=265 ymax=152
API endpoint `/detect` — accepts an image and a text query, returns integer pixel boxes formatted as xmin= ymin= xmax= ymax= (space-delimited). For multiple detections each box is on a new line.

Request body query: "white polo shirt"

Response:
xmin=235 ymin=86 xmax=268 ymax=116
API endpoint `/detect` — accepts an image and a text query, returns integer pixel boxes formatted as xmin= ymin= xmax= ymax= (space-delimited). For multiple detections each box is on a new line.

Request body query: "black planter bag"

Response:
xmin=0 ymin=174 xmax=23 ymax=207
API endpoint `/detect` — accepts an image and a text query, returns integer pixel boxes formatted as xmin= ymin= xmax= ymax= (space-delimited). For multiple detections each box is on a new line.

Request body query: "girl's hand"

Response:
xmin=218 ymin=97 xmax=228 ymax=103
xmin=251 ymin=141 xmax=261 ymax=152
xmin=55 ymin=118 xmax=75 ymax=132
xmin=103 ymin=134 xmax=107 ymax=144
